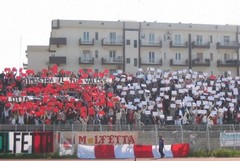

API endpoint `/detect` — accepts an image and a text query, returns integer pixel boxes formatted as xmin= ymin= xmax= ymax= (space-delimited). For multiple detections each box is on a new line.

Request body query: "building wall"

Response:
xmin=26 ymin=20 xmax=240 ymax=76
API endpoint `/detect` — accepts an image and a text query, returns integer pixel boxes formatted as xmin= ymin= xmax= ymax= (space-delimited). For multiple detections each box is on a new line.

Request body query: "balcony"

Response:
xmin=140 ymin=40 xmax=162 ymax=47
xmin=216 ymin=42 xmax=239 ymax=50
xmin=170 ymin=59 xmax=188 ymax=66
xmin=49 ymin=56 xmax=66 ymax=64
xmin=217 ymin=59 xmax=239 ymax=67
xmin=169 ymin=41 xmax=188 ymax=48
xmin=101 ymin=57 xmax=124 ymax=65
xmin=192 ymin=58 xmax=210 ymax=67
xmin=49 ymin=37 xmax=67 ymax=46
xmin=79 ymin=38 xmax=94 ymax=46
xmin=102 ymin=39 xmax=123 ymax=46
xmin=140 ymin=58 xmax=162 ymax=66
xmin=79 ymin=57 xmax=94 ymax=64
xmin=192 ymin=41 xmax=210 ymax=49
xmin=49 ymin=37 xmax=67 ymax=51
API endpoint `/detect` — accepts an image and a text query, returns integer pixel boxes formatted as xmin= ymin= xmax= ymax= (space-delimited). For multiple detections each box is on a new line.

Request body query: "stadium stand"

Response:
xmin=0 ymin=65 xmax=240 ymax=127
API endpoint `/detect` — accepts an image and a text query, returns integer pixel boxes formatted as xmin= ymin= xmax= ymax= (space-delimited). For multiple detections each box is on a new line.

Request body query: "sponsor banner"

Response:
xmin=77 ymin=143 xmax=190 ymax=159
xmin=59 ymin=132 xmax=75 ymax=156
xmin=0 ymin=132 xmax=54 ymax=154
xmin=76 ymin=131 xmax=138 ymax=145
xmin=220 ymin=132 xmax=240 ymax=147
xmin=22 ymin=77 xmax=111 ymax=85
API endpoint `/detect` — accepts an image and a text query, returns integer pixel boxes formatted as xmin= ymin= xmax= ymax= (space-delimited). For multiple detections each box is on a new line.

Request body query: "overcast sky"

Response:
xmin=0 ymin=0 xmax=240 ymax=72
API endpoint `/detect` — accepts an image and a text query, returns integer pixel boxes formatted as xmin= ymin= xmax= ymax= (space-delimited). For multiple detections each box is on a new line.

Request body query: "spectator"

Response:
xmin=0 ymin=66 xmax=239 ymax=128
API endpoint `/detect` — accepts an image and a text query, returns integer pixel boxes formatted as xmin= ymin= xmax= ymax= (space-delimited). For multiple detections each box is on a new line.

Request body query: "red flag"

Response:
xmin=103 ymin=69 xmax=109 ymax=74
xmin=78 ymin=69 xmax=84 ymax=74
xmin=87 ymin=68 xmax=93 ymax=73
xmin=50 ymin=64 xmax=58 ymax=74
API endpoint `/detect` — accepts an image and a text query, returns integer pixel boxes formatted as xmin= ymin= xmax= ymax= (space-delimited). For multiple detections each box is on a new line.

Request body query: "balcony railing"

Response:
xmin=192 ymin=58 xmax=210 ymax=67
xmin=216 ymin=42 xmax=239 ymax=50
xmin=192 ymin=41 xmax=210 ymax=49
xmin=49 ymin=37 xmax=67 ymax=46
xmin=49 ymin=56 xmax=66 ymax=64
xmin=101 ymin=57 xmax=124 ymax=65
xmin=140 ymin=58 xmax=162 ymax=66
xmin=140 ymin=40 xmax=162 ymax=47
xmin=170 ymin=59 xmax=188 ymax=66
xmin=102 ymin=39 xmax=123 ymax=46
xmin=79 ymin=57 xmax=94 ymax=64
xmin=217 ymin=59 xmax=239 ymax=67
xmin=79 ymin=38 xmax=94 ymax=46
xmin=169 ymin=41 xmax=188 ymax=48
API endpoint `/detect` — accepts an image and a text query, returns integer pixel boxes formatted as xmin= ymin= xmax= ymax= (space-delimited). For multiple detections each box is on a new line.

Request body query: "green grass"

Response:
xmin=189 ymin=149 xmax=240 ymax=158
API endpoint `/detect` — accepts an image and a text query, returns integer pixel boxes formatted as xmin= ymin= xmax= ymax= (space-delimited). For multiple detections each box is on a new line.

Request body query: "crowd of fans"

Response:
xmin=0 ymin=65 xmax=240 ymax=129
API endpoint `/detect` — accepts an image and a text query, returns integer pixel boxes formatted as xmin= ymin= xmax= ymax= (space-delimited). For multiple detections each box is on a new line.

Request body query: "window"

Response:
xmin=126 ymin=40 xmax=130 ymax=45
xmin=149 ymin=33 xmax=155 ymax=44
xmin=109 ymin=32 xmax=116 ymax=44
xmin=197 ymin=53 xmax=203 ymax=61
xmin=196 ymin=35 xmax=202 ymax=45
xmin=95 ymin=50 xmax=99 ymax=58
xmin=83 ymin=50 xmax=91 ymax=60
xmin=126 ymin=58 xmax=130 ymax=63
xmin=134 ymin=58 xmax=138 ymax=67
xmin=149 ymin=52 xmax=155 ymax=63
xmin=174 ymin=34 xmax=181 ymax=45
xmin=210 ymin=53 xmax=213 ymax=61
xmin=134 ymin=40 xmax=137 ymax=48
xmin=164 ymin=52 xmax=166 ymax=60
xmin=223 ymin=36 xmax=230 ymax=45
xmin=95 ymin=32 xmax=98 ymax=40
xmin=109 ymin=50 xmax=116 ymax=62
xmin=209 ymin=35 xmax=213 ymax=43
xmin=175 ymin=53 xmax=181 ymax=60
xmin=83 ymin=32 xmax=90 ymax=42
xmin=224 ymin=53 xmax=230 ymax=61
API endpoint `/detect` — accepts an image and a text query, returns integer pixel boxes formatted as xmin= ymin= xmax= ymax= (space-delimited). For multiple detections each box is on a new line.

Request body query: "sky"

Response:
xmin=0 ymin=0 xmax=240 ymax=72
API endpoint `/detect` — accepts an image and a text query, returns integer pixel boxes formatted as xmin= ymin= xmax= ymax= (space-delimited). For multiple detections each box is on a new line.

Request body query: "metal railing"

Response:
xmin=1 ymin=124 xmax=240 ymax=151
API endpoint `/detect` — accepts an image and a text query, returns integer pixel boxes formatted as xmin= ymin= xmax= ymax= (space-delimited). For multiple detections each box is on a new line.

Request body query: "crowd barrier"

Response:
xmin=0 ymin=130 xmax=190 ymax=159
xmin=0 ymin=124 xmax=240 ymax=158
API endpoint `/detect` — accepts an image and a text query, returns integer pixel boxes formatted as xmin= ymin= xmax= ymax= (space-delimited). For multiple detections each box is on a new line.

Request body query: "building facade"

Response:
xmin=26 ymin=19 xmax=240 ymax=76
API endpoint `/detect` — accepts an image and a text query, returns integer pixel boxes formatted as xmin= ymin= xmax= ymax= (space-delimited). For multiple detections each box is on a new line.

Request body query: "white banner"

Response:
xmin=59 ymin=132 xmax=75 ymax=156
xmin=220 ymin=132 xmax=240 ymax=147
xmin=22 ymin=77 xmax=111 ymax=85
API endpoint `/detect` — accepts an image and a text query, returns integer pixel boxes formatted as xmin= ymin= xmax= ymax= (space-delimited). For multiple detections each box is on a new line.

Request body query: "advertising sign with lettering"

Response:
xmin=75 ymin=131 xmax=138 ymax=145
xmin=220 ymin=132 xmax=240 ymax=147
xmin=0 ymin=132 xmax=54 ymax=154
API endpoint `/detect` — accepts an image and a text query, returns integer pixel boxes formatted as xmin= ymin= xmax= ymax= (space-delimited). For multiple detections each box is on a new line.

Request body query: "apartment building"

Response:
xmin=26 ymin=19 xmax=240 ymax=76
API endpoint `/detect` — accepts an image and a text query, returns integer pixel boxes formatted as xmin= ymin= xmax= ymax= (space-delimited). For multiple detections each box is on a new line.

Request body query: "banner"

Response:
xmin=75 ymin=131 xmax=138 ymax=145
xmin=22 ymin=77 xmax=111 ymax=85
xmin=59 ymin=132 xmax=75 ymax=156
xmin=77 ymin=143 xmax=190 ymax=159
xmin=220 ymin=132 xmax=240 ymax=147
xmin=0 ymin=132 xmax=54 ymax=154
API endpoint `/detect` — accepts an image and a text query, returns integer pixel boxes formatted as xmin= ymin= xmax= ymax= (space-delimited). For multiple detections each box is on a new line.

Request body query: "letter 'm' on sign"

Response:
xmin=78 ymin=136 xmax=87 ymax=144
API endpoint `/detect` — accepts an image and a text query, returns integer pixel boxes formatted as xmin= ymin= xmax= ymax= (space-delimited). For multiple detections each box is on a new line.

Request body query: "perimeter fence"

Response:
xmin=0 ymin=124 xmax=240 ymax=151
